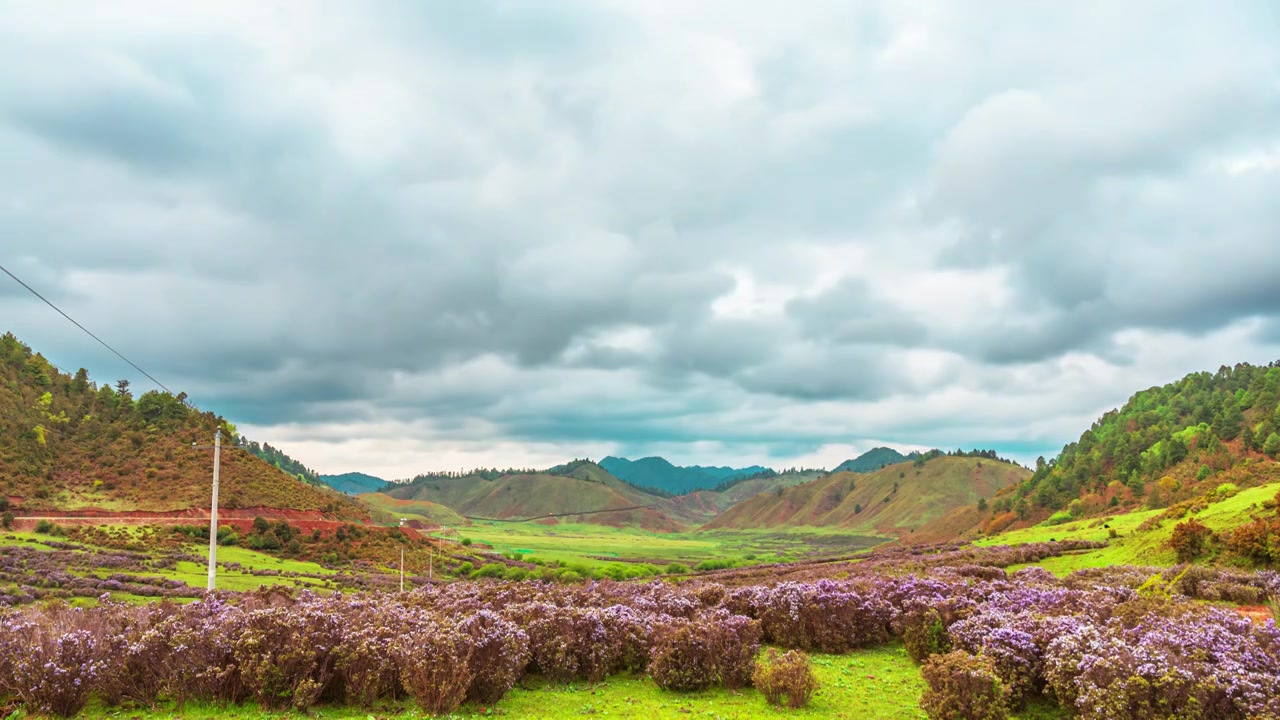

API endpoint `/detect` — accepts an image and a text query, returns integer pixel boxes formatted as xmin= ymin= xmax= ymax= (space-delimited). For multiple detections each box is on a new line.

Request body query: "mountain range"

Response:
xmin=599 ymin=456 xmax=770 ymax=495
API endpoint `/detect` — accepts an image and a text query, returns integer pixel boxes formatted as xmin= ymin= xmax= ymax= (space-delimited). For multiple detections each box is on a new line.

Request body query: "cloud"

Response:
xmin=2 ymin=0 xmax=1279 ymax=477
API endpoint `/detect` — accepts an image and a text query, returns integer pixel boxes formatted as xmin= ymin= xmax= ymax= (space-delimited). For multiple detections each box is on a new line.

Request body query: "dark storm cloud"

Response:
xmin=3 ymin=0 xmax=1280 ymax=474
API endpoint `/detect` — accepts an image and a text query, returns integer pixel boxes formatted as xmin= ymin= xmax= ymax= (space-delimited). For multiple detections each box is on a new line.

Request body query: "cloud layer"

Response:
xmin=3 ymin=1 xmax=1279 ymax=478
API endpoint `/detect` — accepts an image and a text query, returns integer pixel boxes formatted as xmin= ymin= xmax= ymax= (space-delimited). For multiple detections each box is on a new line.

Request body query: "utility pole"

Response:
xmin=193 ymin=429 xmax=223 ymax=592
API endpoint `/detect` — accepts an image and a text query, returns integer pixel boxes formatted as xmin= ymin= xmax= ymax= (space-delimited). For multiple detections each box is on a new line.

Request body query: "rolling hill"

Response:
xmin=384 ymin=461 xmax=683 ymax=531
xmin=987 ymin=360 xmax=1280 ymax=532
xmin=321 ymin=471 xmax=390 ymax=495
xmin=705 ymin=456 xmax=1028 ymax=536
xmin=0 ymin=333 xmax=367 ymax=520
xmin=599 ymin=456 xmax=771 ymax=495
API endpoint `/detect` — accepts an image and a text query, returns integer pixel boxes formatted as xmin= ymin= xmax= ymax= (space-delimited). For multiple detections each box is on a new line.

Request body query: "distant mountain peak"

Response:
xmin=832 ymin=447 xmax=910 ymax=474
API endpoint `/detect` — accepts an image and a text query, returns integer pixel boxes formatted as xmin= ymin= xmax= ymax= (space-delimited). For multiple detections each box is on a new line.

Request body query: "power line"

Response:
xmin=0 ymin=262 xmax=175 ymax=395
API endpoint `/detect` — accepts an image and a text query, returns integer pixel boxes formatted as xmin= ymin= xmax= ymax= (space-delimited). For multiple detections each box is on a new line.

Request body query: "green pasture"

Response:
xmin=448 ymin=522 xmax=884 ymax=571
xmin=979 ymin=481 xmax=1280 ymax=574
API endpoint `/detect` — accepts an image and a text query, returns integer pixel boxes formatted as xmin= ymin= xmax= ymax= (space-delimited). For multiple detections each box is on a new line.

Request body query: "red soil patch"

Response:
xmin=1235 ymin=605 xmax=1275 ymax=626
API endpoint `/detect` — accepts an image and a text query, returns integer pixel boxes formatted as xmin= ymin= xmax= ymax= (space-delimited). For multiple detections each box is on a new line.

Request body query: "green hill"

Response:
xmin=704 ymin=456 xmax=1028 ymax=535
xmin=0 ymin=332 xmax=367 ymax=519
xmin=383 ymin=461 xmax=683 ymax=531
xmin=993 ymin=361 xmax=1280 ymax=531
xmin=321 ymin=471 xmax=389 ymax=495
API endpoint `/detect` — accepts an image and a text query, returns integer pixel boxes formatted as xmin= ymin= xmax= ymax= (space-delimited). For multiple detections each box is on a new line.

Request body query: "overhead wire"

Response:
xmin=0 ymin=261 xmax=175 ymax=395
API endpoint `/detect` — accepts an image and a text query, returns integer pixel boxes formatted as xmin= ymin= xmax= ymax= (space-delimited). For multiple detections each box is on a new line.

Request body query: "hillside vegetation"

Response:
xmin=987 ymin=361 xmax=1280 ymax=533
xmin=706 ymin=456 xmax=1028 ymax=535
xmin=0 ymin=333 xmax=366 ymax=519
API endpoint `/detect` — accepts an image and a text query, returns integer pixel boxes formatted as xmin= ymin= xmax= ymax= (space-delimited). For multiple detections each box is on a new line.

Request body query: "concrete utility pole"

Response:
xmin=193 ymin=429 xmax=223 ymax=592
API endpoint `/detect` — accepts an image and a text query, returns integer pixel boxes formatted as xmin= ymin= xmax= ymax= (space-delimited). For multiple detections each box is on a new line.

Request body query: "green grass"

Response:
xmin=979 ymin=481 xmax=1280 ymax=574
xmin=449 ymin=522 xmax=881 ymax=571
xmin=59 ymin=644 xmax=1068 ymax=719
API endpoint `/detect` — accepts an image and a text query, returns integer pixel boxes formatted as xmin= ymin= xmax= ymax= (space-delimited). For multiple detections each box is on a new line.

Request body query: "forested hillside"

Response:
xmin=0 ymin=333 xmax=367 ymax=518
xmin=991 ymin=361 xmax=1280 ymax=531
xmin=244 ymin=439 xmax=323 ymax=486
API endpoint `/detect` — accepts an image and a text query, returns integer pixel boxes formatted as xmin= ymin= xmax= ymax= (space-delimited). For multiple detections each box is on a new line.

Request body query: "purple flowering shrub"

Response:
xmin=749 ymin=580 xmax=894 ymax=652
xmin=0 ymin=604 xmax=108 ymax=717
xmin=96 ymin=600 xmax=177 ymax=708
xmin=392 ymin=618 xmax=474 ymax=716
xmin=232 ymin=600 xmax=344 ymax=710
xmin=460 ymin=609 xmax=530 ymax=704
xmin=649 ymin=611 xmax=761 ymax=691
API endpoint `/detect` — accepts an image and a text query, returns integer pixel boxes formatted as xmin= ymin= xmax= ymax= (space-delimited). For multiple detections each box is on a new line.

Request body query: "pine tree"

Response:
xmin=1264 ymin=432 xmax=1280 ymax=459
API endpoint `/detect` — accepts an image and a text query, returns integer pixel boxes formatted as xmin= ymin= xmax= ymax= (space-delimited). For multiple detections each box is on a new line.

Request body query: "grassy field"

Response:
xmin=57 ymin=644 xmax=1066 ymax=720
xmin=978 ymin=481 xmax=1280 ymax=574
xmin=449 ymin=522 xmax=885 ymax=571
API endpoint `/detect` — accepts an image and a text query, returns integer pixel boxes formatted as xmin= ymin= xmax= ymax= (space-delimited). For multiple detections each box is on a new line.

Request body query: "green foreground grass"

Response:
xmin=51 ymin=644 xmax=1066 ymax=720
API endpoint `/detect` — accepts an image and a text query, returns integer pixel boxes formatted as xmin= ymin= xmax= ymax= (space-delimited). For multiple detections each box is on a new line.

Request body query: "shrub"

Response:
xmin=459 ymin=610 xmax=529 ymax=704
xmin=649 ymin=612 xmax=760 ymax=691
xmin=904 ymin=608 xmax=952 ymax=664
xmin=334 ymin=608 xmax=405 ymax=707
xmin=461 ymin=537 xmax=473 ymax=546
xmin=665 ymin=562 xmax=689 ymax=575
xmin=752 ymin=649 xmax=818 ymax=709
xmin=392 ymin=618 xmax=474 ymax=716
xmin=470 ymin=563 xmax=505 ymax=580
xmin=97 ymin=603 xmax=174 ymax=708
xmin=920 ymin=651 xmax=1008 ymax=720
xmin=1168 ymin=518 xmax=1213 ymax=563
xmin=0 ymin=608 xmax=108 ymax=718
xmin=754 ymin=581 xmax=893 ymax=653
xmin=34 ymin=519 xmax=55 ymax=534
xmin=232 ymin=604 xmax=343 ymax=710
xmin=1 ymin=511 xmax=13 ymax=529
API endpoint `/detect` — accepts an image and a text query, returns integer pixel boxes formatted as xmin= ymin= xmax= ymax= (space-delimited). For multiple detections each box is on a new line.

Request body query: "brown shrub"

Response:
xmin=920 ymin=651 xmax=1008 ymax=720
xmin=752 ymin=649 xmax=818 ymax=709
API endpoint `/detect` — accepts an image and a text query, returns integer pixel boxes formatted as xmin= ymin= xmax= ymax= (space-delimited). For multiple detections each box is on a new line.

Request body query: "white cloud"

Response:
xmin=2 ymin=0 xmax=1279 ymax=478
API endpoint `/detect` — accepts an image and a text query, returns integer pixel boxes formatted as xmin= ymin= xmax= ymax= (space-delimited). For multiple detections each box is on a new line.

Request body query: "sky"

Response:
xmin=3 ymin=1 xmax=1280 ymax=480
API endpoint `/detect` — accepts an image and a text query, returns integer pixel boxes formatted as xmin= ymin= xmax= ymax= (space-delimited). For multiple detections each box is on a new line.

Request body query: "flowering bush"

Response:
xmin=392 ymin=617 xmax=475 ymax=716
xmin=752 ymin=649 xmax=818 ymax=708
xmin=460 ymin=609 xmax=530 ymax=704
xmin=0 ymin=606 xmax=108 ymax=717
xmin=648 ymin=611 xmax=761 ymax=691
xmin=232 ymin=601 xmax=343 ymax=710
